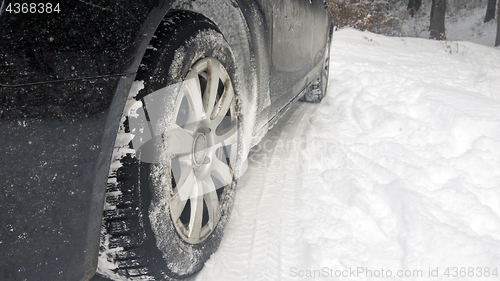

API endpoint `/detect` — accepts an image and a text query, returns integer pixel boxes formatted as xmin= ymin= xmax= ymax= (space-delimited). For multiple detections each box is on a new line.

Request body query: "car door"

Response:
xmin=269 ymin=0 xmax=315 ymax=115
xmin=311 ymin=0 xmax=332 ymax=68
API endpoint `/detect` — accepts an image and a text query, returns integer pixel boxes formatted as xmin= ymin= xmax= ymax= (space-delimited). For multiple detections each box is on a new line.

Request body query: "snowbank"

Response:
xmin=195 ymin=29 xmax=500 ymax=281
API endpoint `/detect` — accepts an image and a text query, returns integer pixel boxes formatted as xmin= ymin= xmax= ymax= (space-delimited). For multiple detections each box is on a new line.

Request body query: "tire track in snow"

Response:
xmin=194 ymin=102 xmax=319 ymax=281
xmin=195 ymin=29 xmax=500 ymax=281
xmin=246 ymin=102 xmax=313 ymax=281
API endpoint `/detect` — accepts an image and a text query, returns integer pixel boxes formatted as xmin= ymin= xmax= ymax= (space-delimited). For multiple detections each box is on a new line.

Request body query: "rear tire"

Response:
xmin=300 ymin=33 xmax=331 ymax=103
xmin=98 ymin=11 xmax=241 ymax=280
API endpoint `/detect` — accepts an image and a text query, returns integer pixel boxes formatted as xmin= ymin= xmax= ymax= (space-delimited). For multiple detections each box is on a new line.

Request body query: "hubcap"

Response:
xmin=156 ymin=57 xmax=238 ymax=244
xmin=193 ymin=133 xmax=207 ymax=166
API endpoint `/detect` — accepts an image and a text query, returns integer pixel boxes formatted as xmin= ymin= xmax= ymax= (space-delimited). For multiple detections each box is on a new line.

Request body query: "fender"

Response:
xmin=0 ymin=1 xmax=178 ymax=280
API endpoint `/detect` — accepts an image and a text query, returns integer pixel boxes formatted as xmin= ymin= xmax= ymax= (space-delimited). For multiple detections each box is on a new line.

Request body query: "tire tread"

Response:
xmin=99 ymin=10 xmax=224 ymax=281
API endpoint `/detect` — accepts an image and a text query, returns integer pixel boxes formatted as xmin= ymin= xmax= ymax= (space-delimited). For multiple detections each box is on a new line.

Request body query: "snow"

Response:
xmin=395 ymin=0 xmax=498 ymax=47
xmin=97 ymin=81 xmax=144 ymax=279
xmin=445 ymin=6 xmax=498 ymax=46
xmin=193 ymin=29 xmax=500 ymax=281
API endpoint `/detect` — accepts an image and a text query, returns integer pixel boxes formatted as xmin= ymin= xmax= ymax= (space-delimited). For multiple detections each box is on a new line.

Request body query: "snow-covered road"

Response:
xmin=194 ymin=29 xmax=500 ymax=281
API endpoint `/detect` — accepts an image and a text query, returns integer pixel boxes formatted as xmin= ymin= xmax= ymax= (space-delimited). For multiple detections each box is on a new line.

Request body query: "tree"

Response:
xmin=430 ymin=0 xmax=446 ymax=40
xmin=408 ymin=0 xmax=422 ymax=17
xmin=496 ymin=0 xmax=500 ymax=46
xmin=485 ymin=0 xmax=497 ymax=23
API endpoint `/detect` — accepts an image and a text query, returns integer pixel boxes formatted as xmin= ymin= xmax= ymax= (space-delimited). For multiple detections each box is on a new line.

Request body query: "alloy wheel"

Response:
xmin=162 ymin=57 xmax=238 ymax=244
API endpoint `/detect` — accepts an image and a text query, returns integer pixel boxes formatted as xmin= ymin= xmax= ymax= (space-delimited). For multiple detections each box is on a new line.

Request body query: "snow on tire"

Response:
xmin=98 ymin=10 xmax=241 ymax=281
xmin=301 ymin=26 xmax=331 ymax=103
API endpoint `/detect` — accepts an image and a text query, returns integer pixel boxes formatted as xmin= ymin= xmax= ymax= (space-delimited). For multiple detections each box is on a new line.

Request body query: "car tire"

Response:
xmin=98 ymin=10 xmax=241 ymax=280
xmin=300 ymin=36 xmax=331 ymax=103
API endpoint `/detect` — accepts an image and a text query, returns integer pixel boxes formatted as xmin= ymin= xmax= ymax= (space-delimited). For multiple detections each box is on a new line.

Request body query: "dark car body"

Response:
xmin=0 ymin=1 xmax=332 ymax=280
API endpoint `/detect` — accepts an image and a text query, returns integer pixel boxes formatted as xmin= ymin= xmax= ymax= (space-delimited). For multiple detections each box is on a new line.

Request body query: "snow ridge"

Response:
xmin=195 ymin=29 xmax=500 ymax=281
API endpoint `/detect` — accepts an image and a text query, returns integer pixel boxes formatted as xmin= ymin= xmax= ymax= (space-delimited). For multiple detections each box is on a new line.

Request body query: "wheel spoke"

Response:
xmin=173 ymin=158 xmax=195 ymax=201
xmin=203 ymin=179 xmax=221 ymax=230
xmin=170 ymin=189 xmax=189 ymax=223
xmin=211 ymin=157 xmax=233 ymax=188
xmin=183 ymin=74 xmax=205 ymax=122
xmin=187 ymin=187 xmax=204 ymax=239
xmin=211 ymin=80 xmax=234 ymax=120
xmin=204 ymin=59 xmax=222 ymax=116
xmin=212 ymin=121 xmax=238 ymax=149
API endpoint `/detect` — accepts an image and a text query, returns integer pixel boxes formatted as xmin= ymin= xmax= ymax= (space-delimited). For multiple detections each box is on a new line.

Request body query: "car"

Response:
xmin=0 ymin=1 xmax=332 ymax=280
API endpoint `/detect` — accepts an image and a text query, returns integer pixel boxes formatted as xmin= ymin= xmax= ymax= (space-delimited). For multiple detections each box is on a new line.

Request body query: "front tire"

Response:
xmin=98 ymin=11 xmax=241 ymax=280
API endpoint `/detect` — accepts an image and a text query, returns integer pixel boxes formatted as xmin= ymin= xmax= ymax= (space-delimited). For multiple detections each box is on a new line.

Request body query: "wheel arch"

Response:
xmin=93 ymin=2 xmax=270 ymax=274
xmin=168 ymin=0 xmax=272 ymax=159
xmin=105 ymin=0 xmax=272 ymax=170
xmin=95 ymin=6 xmax=255 ymax=280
